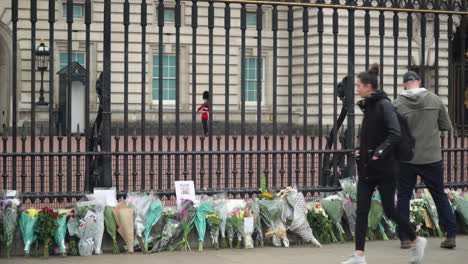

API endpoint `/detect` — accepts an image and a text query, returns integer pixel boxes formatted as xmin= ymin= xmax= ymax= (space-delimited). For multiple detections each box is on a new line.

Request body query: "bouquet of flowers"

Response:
xmin=367 ymin=194 xmax=388 ymax=241
xmin=321 ymin=195 xmax=345 ymax=243
xmin=206 ymin=213 xmax=222 ymax=249
xmin=339 ymin=177 xmax=357 ymax=202
xmin=343 ymin=200 xmax=357 ymax=238
xmin=54 ymin=210 xmax=69 ymax=256
xmin=229 ymin=207 xmax=254 ymax=249
xmin=127 ymin=193 xmax=153 ymax=253
xmin=78 ymin=210 xmax=98 ymax=256
xmin=143 ymin=199 xmax=163 ymax=252
xmin=195 ymin=200 xmax=213 ymax=251
xmin=245 ymin=199 xmax=263 ymax=247
xmin=409 ymin=199 xmax=431 ymax=237
xmin=175 ymin=199 xmax=196 ymax=252
xmin=259 ymin=199 xmax=289 ymax=247
xmin=226 ymin=214 xmax=235 ymax=248
xmin=0 ymin=199 xmax=20 ymax=258
xmin=421 ymin=189 xmax=443 ymax=237
xmin=104 ymin=206 xmax=120 ymax=254
xmin=448 ymin=191 xmax=468 ymax=227
xmin=283 ymin=188 xmax=321 ymax=247
xmin=20 ymin=209 xmax=39 ymax=256
xmin=212 ymin=195 xmax=229 ymax=248
xmin=306 ymin=202 xmax=337 ymax=244
xmin=152 ymin=218 xmax=182 ymax=253
xmin=37 ymin=207 xmax=59 ymax=258
xmin=113 ymin=201 xmax=135 ymax=253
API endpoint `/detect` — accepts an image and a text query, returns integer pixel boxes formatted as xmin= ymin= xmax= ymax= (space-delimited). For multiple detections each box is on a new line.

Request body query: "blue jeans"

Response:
xmin=397 ymin=160 xmax=457 ymax=240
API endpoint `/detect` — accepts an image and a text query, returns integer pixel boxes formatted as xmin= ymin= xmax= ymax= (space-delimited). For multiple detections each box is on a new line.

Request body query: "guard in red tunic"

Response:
xmin=197 ymin=91 xmax=210 ymax=136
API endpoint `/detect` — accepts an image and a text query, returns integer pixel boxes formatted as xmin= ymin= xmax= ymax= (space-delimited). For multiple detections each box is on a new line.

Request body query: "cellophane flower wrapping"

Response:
xmin=19 ymin=209 xmax=39 ymax=256
xmin=226 ymin=214 xmax=235 ymax=248
xmin=78 ymin=198 xmax=104 ymax=255
xmin=306 ymin=202 xmax=337 ymax=244
xmin=67 ymin=209 xmax=80 ymax=256
xmin=343 ymin=200 xmax=357 ymax=237
xmin=175 ymin=199 xmax=196 ymax=252
xmin=206 ymin=213 xmax=222 ymax=249
xmin=1 ymin=199 xmax=20 ymax=258
xmin=104 ymin=206 xmax=120 ymax=254
xmin=245 ymin=199 xmax=263 ymax=247
xmin=143 ymin=199 xmax=164 ymax=252
xmin=339 ymin=177 xmax=357 ymax=202
xmin=78 ymin=210 xmax=97 ymax=256
xmin=367 ymin=197 xmax=386 ymax=240
xmin=259 ymin=199 xmax=289 ymax=247
xmin=422 ymin=189 xmax=443 ymax=237
xmin=113 ymin=201 xmax=135 ymax=253
xmin=195 ymin=200 xmax=213 ymax=251
xmin=152 ymin=218 xmax=182 ymax=253
xmin=126 ymin=193 xmax=153 ymax=253
xmin=284 ymin=189 xmax=321 ymax=247
xmin=320 ymin=195 xmax=345 ymax=242
xmin=450 ymin=191 xmax=468 ymax=227
xmin=54 ymin=211 xmax=68 ymax=255
xmin=409 ymin=199 xmax=430 ymax=237
xmin=212 ymin=196 xmax=228 ymax=248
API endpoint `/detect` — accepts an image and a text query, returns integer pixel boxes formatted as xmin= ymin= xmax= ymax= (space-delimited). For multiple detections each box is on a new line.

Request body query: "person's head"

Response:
xmin=356 ymin=64 xmax=379 ymax=98
xmin=403 ymin=71 xmax=421 ymax=90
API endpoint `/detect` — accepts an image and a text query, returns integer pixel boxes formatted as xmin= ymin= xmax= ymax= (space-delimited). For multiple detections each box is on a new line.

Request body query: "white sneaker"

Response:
xmin=341 ymin=253 xmax=367 ymax=264
xmin=410 ymin=237 xmax=428 ymax=263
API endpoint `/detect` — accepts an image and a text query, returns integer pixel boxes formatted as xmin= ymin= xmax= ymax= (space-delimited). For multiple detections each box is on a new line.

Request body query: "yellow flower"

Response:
xmin=262 ymin=192 xmax=274 ymax=199
xmin=58 ymin=209 xmax=69 ymax=216
xmin=24 ymin=209 xmax=39 ymax=219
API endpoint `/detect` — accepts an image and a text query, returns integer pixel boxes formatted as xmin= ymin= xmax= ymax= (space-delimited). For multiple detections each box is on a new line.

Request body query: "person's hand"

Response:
xmin=355 ymin=149 xmax=360 ymax=157
xmin=371 ymin=155 xmax=379 ymax=160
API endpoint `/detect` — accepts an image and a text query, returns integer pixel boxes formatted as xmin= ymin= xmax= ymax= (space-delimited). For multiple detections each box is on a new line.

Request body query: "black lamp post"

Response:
xmin=36 ymin=39 xmax=50 ymax=105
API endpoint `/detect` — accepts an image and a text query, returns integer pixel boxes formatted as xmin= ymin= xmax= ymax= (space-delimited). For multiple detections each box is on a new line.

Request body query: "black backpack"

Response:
xmin=395 ymin=112 xmax=415 ymax=161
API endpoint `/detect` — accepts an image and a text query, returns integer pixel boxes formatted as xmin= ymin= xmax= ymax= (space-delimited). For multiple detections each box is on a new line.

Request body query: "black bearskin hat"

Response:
xmin=203 ymin=91 xmax=210 ymax=100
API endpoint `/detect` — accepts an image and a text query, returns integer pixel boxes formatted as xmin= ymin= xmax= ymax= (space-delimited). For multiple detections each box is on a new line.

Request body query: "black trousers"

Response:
xmin=202 ymin=119 xmax=208 ymax=136
xmin=356 ymin=176 xmax=417 ymax=251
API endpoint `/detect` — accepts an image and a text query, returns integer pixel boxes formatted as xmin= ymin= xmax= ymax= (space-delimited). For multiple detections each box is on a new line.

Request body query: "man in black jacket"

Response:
xmin=341 ymin=64 xmax=426 ymax=264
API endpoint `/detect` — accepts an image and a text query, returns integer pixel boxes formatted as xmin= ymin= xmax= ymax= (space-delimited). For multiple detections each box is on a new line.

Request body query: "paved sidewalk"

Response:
xmin=4 ymin=236 xmax=468 ymax=264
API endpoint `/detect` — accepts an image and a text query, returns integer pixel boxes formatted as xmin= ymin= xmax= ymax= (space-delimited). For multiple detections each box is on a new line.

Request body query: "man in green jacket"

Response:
xmin=393 ymin=71 xmax=457 ymax=249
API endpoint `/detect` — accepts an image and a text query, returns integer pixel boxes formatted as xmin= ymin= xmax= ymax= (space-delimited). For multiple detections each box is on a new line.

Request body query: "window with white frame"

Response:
xmin=157 ymin=8 xmax=175 ymax=23
xmin=153 ymin=55 xmax=176 ymax=101
xmin=62 ymin=3 xmax=85 ymax=19
xmin=59 ymin=52 xmax=85 ymax=69
xmin=246 ymin=12 xmax=257 ymax=27
xmin=244 ymin=57 xmax=264 ymax=102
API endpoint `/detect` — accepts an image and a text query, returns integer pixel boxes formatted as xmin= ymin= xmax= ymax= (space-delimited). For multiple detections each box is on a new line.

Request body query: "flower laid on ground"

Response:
xmin=448 ymin=191 xmax=468 ymax=228
xmin=229 ymin=207 xmax=254 ymax=249
xmin=78 ymin=210 xmax=98 ymax=256
xmin=20 ymin=209 xmax=40 ymax=256
xmin=307 ymin=203 xmax=337 ymax=244
xmin=143 ymin=199 xmax=164 ymax=253
xmin=321 ymin=195 xmax=345 ymax=243
xmin=113 ymin=201 xmax=135 ymax=253
xmin=367 ymin=194 xmax=388 ymax=241
xmin=206 ymin=213 xmax=222 ymax=249
xmin=1 ymin=199 xmax=20 ymax=258
xmin=195 ymin=200 xmax=213 ymax=251
xmin=260 ymin=199 xmax=289 ymax=247
xmin=127 ymin=193 xmax=153 ymax=254
xmin=245 ymin=199 xmax=264 ymax=248
xmin=104 ymin=206 xmax=120 ymax=254
xmin=37 ymin=207 xmax=59 ymax=258
xmin=421 ymin=189 xmax=444 ymax=237
xmin=342 ymin=200 xmax=357 ymax=238
xmin=54 ymin=210 xmax=69 ymax=256
xmin=152 ymin=218 xmax=181 ymax=253
xmin=175 ymin=199 xmax=196 ymax=252
xmin=283 ymin=189 xmax=321 ymax=248
xmin=212 ymin=197 xmax=228 ymax=248
xmin=409 ymin=199 xmax=431 ymax=237
xmin=66 ymin=209 xmax=80 ymax=256
xmin=226 ymin=213 xmax=235 ymax=248
xmin=339 ymin=177 xmax=357 ymax=202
